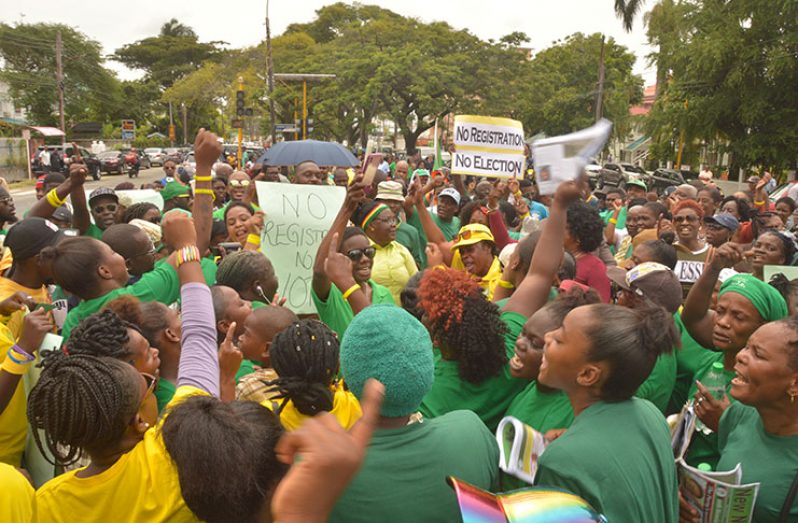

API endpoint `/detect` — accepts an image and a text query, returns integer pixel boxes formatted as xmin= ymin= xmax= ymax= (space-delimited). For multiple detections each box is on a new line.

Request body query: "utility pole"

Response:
xmin=237 ymin=76 xmax=244 ymax=169
xmin=168 ymin=101 xmax=175 ymax=147
xmin=55 ymin=31 xmax=65 ymax=143
xmin=594 ymin=34 xmax=606 ymax=122
xmin=265 ymin=0 xmax=277 ymax=144
xmin=182 ymin=103 xmax=188 ymax=145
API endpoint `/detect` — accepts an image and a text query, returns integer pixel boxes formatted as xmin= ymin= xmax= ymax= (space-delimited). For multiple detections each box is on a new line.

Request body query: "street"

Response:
xmin=11 ymin=166 xmax=169 ymax=215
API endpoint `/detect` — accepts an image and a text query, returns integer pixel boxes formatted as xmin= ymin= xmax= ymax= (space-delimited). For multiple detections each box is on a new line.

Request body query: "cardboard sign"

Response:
xmin=255 ymin=181 xmax=346 ymax=314
xmin=452 ymin=115 xmax=525 ymax=179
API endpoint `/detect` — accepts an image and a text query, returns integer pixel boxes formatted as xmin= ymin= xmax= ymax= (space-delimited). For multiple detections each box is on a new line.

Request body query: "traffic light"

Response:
xmin=236 ymin=90 xmax=245 ymax=117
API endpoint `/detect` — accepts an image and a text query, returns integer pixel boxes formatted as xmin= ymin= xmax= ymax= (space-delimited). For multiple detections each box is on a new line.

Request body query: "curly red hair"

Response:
xmin=672 ymin=199 xmax=704 ymax=220
xmin=417 ymin=268 xmax=482 ymax=331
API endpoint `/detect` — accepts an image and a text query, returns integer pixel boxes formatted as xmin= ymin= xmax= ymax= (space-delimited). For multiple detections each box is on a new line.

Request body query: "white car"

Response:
xmin=144 ymin=147 xmax=165 ymax=167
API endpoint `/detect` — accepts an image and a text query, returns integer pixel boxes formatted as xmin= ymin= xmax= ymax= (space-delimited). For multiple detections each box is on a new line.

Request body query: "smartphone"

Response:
xmin=218 ymin=242 xmax=243 ymax=253
xmin=361 ymin=153 xmax=383 ymax=185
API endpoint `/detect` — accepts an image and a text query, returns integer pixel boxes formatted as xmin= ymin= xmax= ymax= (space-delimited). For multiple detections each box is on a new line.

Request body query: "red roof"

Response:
xmin=629 ymin=85 xmax=657 ymax=116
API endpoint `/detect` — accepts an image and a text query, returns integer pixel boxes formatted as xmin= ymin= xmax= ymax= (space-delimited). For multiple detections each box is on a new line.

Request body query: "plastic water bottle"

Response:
xmin=702 ymin=362 xmax=728 ymax=400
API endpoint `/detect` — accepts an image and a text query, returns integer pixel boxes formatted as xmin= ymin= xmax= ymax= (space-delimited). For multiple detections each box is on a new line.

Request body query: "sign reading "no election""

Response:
xmin=452 ymin=115 xmax=525 ymax=179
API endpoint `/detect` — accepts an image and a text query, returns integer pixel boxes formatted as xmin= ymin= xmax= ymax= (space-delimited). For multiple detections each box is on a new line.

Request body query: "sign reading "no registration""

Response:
xmin=452 ymin=115 xmax=525 ymax=179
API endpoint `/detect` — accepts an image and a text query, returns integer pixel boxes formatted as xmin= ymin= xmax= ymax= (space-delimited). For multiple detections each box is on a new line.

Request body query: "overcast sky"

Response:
xmin=3 ymin=0 xmax=655 ymax=84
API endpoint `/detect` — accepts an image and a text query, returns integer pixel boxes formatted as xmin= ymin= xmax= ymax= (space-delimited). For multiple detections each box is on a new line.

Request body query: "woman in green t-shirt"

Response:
xmin=534 ymin=302 xmax=680 ymax=522
xmin=680 ymin=318 xmax=798 ymax=522
xmin=681 ymin=244 xmax=788 ymax=467
xmin=216 ymin=250 xmax=279 ymax=309
xmin=311 ymin=175 xmax=396 ymax=339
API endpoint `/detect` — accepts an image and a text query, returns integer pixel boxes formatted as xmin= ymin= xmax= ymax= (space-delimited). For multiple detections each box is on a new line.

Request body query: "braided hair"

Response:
xmin=27 ymin=353 xmax=141 ymax=466
xmin=122 ymin=202 xmax=160 ymax=224
xmin=417 ymin=268 xmax=507 ymax=384
xmin=216 ymin=250 xmax=275 ymax=295
xmin=266 ymin=320 xmax=340 ymax=416
xmin=65 ymin=309 xmax=139 ymax=361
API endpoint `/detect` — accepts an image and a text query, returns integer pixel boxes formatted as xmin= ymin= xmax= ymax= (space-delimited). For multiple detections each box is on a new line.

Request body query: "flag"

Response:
xmin=433 ymin=119 xmax=444 ymax=171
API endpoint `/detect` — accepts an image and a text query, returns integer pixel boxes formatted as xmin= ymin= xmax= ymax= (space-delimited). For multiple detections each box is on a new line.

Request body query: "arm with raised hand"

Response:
xmin=503 ymin=180 xmax=582 ymax=318
xmin=411 ymin=178 xmax=454 ymax=265
xmin=682 ymin=243 xmax=743 ymax=349
xmin=323 ymin=233 xmax=370 ymax=316
xmin=192 ymin=129 xmax=222 ymax=255
xmin=165 ymin=212 xmax=220 ymax=397
xmin=312 ymin=176 xmax=366 ymax=302
xmin=28 ymin=144 xmax=87 ymax=226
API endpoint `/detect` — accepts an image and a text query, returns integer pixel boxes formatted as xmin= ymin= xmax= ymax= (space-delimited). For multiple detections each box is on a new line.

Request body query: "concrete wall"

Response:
xmin=0 ymin=138 xmax=30 ymax=182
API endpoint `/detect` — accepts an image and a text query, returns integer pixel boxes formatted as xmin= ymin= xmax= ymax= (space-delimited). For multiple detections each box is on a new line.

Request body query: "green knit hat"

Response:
xmin=341 ymin=304 xmax=434 ymax=417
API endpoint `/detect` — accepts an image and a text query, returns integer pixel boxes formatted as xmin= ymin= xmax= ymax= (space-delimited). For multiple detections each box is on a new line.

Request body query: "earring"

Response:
xmin=791 ymin=394 xmax=795 ymax=404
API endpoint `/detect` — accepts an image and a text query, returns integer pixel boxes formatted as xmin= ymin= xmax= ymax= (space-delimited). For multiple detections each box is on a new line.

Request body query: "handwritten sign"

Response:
xmin=763 ymin=265 xmax=798 ymax=282
xmin=256 ymin=181 xmax=346 ymax=314
xmin=452 ymin=115 xmax=525 ymax=179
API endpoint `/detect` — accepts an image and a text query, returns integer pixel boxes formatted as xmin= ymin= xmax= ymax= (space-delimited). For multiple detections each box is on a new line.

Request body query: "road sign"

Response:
xmin=121 ymin=119 xmax=135 ymax=140
xmin=276 ymin=123 xmax=296 ymax=131
xmin=231 ymin=119 xmax=243 ymax=129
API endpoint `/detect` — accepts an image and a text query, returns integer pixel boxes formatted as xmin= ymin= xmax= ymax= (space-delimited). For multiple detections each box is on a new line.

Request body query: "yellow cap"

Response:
xmin=451 ymin=223 xmax=495 ymax=251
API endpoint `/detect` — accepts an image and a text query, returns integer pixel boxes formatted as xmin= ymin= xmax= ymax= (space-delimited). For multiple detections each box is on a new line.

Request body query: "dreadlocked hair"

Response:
xmin=27 ymin=352 xmax=141 ymax=466
xmin=65 ymin=308 xmax=139 ymax=360
xmin=266 ymin=319 xmax=340 ymax=417
xmin=417 ymin=268 xmax=507 ymax=384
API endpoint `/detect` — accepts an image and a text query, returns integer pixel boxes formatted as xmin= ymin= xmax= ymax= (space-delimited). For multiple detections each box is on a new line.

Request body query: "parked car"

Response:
xmin=604 ymin=163 xmax=646 ymax=185
xmin=680 ymin=169 xmax=699 ymax=182
xmin=163 ymin=147 xmax=182 ymax=162
xmin=647 ymin=168 xmax=685 ymax=195
xmin=596 ymin=165 xmax=627 ymax=189
xmin=37 ymin=144 xmax=102 ymax=180
xmin=98 ymin=151 xmax=127 ymax=175
xmin=144 ymin=147 xmax=165 ymax=166
xmin=585 ymin=163 xmax=603 ymax=188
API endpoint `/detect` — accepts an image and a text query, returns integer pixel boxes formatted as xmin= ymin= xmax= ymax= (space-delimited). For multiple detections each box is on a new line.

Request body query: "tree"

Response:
xmin=645 ymin=0 xmax=798 ymax=172
xmin=0 ymin=23 xmax=120 ymax=126
xmin=113 ymin=19 xmax=223 ymax=89
xmin=614 ymin=0 xmax=647 ymax=31
xmin=520 ymin=33 xmax=643 ymax=141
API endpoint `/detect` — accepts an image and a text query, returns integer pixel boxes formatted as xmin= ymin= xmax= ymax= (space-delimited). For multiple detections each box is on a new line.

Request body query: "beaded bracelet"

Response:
xmin=176 ymin=245 xmax=201 ymax=267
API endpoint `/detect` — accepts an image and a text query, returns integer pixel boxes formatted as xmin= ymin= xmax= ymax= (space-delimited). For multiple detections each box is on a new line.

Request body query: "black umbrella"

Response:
xmin=257 ymin=140 xmax=359 ymax=167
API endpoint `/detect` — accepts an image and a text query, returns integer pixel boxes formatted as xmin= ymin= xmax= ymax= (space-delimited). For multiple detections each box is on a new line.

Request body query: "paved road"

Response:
xmin=11 ymin=166 xmax=169 ymax=215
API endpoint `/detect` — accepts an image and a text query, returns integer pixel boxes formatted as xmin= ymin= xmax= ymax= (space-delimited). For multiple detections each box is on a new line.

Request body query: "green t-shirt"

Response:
xmin=669 ymin=313 xmax=719 ymax=415
xmin=407 ymin=211 xmax=462 ymax=247
xmin=330 ymin=410 xmax=499 ymax=523
xmin=61 ymin=262 xmax=181 ymax=339
xmin=600 ymin=205 xmax=627 ymax=229
xmin=502 ymin=382 xmax=574 ymax=490
xmin=311 ymin=280 xmax=395 ymax=340
xmin=717 ymin=402 xmax=798 ymax=522
xmin=636 ymin=351 xmax=677 ymax=414
xmin=154 ymin=257 xmax=216 ymax=287
xmin=536 ymin=399 xmax=678 ymax=523
xmin=155 ymin=378 xmax=177 ymax=413
xmin=419 ymin=311 xmax=528 ymax=431
xmin=84 ymin=223 xmax=104 ymax=239
xmin=235 ymin=359 xmax=256 ymax=383
xmin=395 ymin=221 xmax=426 ymax=269
xmin=685 ymin=353 xmax=735 ymax=468
xmin=251 ymin=300 xmax=268 ymax=310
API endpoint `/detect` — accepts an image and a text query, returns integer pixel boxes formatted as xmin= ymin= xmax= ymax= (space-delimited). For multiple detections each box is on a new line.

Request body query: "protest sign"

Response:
xmin=452 ymin=115 xmax=525 ymax=179
xmin=533 ymin=119 xmax=613 ymax=195
xmin=256 ymin=181 xmax=346 ymax=314
xmin=763 ymin=264 xmax=798 ymax=282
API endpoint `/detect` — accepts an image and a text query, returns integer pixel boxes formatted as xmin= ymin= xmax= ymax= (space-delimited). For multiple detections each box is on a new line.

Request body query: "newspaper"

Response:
xmin=496 ymin=416 xmax=547 ymax=484
xmin=532 ymin=119 xmax=613 ymax=195
xmin=670 ymin=402 xmax=760 ymax=522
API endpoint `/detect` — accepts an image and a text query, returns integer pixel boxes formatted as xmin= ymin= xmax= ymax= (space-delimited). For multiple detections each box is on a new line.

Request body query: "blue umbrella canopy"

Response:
xmin=257 ymin=140 xmax=359 ymax=167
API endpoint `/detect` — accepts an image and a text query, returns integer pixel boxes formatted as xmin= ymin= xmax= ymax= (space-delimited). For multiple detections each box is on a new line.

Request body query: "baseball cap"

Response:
xmin=451 ymin=223 xmax=495 ymax=251
xmin=375 ymin=181 xmax=405 ymax=202
xmin=161 ymin=181 xmax=191 ymax=202
xmin=704 ymin=213 xmax=739 ymax=232
xmin=439 ymin=187 xmax=461 ymax=206
xmin=5 ymin=217 xmax=75 ymax=261
xmin=626 ymin=179 xmax=647 ymax=191
xmin=608 ymin=261 xmax=682 ymax=313
xmin=51 ymin=205 xmax=73 ymax=223
xmin=411 ymin=168 xmax=430 ymax=181
xmin=88 ymin=187 xmax=118 ymax=206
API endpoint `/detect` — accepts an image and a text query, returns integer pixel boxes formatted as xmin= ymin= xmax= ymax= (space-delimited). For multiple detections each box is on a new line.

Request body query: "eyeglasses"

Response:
xmin=346 ymin=247 xmax=376 ymax=261
xmin=229 ymin=179 xmax=251 ymax=188
xmin=93 ymin=204 xmax=118 ymax=214
xmin=673 ymin=215 xmax=699 ymax=224
xmin=0 ymin=197 xmax=12 ymax=205
xmin=126 ymin=246 xmax=156 ymax=261
xmin=374 ymin=217 xmax=397 ymax=226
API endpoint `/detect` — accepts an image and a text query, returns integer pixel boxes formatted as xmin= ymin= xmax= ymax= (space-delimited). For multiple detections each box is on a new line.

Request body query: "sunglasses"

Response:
xmin=0 ymin=197 xmax=13 ymax=205
xmin=93 ymin=204 xmax=118 ymax=214
xmin=374 ymin=216 xmax=397 ymax=226
xmin=673 ymin=215 xmax=699 ymax=224
xmin=456 ymin=229 xmax=476 ymax=242
xmin=346 ymin=246 xmax=376 ymax=261
xmin=229 ymin=179 xmax=251 ymax=188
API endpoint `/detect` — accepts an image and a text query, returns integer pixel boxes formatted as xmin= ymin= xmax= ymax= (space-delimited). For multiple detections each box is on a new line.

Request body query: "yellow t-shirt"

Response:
xmin=0 ymin=463 xmax=35 ymax=522
xmin=451 ymin=252 xmax=504 ymax=300
xmin=263 ymin=381 xmax=362 ymax=432
xmin=0 ymin=278 xmax=51 ymax=468
xmin=33 ymin=386 xmax=206 ymax=523
xmin=369 ymin=240 xmax=418 ymax=304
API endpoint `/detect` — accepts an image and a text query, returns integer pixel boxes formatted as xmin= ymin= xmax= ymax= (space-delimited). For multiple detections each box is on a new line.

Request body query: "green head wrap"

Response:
xmin=718 ymin=274 xmax=788 ymax=322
